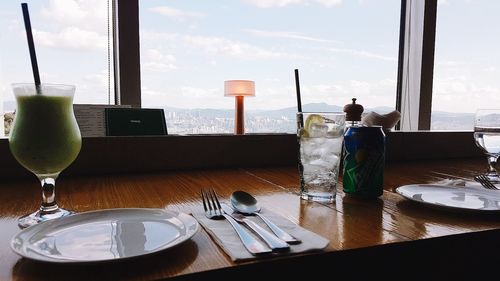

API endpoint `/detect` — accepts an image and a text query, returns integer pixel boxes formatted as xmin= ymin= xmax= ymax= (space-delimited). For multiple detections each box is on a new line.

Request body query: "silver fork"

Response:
xmin=201 ymin=188 xmax=271 ymax=255
xmin=474 ymin=175 xmax=499 ymax=190
xmin=220 ymin=203 xmax=290 ymax=251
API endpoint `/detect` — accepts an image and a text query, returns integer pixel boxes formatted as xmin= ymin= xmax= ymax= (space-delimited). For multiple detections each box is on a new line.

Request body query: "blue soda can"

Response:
xmin=342 ymin=126 xmax=385 ymax=198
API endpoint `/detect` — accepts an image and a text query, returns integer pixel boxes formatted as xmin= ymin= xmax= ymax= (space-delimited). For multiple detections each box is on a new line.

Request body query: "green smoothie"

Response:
xmin=9 ymin=94 xmax=82 ymax=178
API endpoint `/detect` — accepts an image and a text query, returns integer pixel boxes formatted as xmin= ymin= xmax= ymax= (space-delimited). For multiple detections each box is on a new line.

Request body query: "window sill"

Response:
xmin=0 ymin=131 xmax=480 ymax=180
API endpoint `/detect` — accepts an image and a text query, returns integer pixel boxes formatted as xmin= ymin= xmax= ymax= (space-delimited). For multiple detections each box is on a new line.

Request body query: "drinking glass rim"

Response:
xmin=12 ymin=82 xmax=75 ymax=89
xmin=11 ymin=83 xmax=75 ymax=96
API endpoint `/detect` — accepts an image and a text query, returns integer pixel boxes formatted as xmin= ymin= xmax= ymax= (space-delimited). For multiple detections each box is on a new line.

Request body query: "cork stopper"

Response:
xmin=343 ymin=98 xmax=364 ymax=121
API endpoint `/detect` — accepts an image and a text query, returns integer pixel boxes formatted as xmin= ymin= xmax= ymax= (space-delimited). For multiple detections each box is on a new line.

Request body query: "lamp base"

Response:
xmin=235 ymin=96 xmax=244 ymax=135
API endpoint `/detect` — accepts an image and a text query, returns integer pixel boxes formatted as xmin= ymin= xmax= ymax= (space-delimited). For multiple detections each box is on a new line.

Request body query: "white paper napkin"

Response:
xmin=192 ymin=207 xmax=329 ymax=262
xmin=361 ymin=110 xmax=401 ymax=131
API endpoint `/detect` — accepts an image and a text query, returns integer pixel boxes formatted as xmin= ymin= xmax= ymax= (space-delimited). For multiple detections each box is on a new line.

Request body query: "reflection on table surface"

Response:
xmin=2 ymin=158 xmax=500 ymax=280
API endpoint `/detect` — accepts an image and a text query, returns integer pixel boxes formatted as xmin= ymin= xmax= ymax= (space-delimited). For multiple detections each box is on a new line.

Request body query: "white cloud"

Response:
xmin=301 ymin=79 xmax=396 ymax=107
xmin=141 ymin=31 xmax=179 ymax=42
xmin=183 ymin=34 xmax=302 ymax=59
xmin=142 ymin=49 xmax=177 ymax=72
xmin=346 ymin=80 xmax=371 ymax=95
xmin=180 ymin=86 xmax=220 ymax=98
xmin=315 ymin=0 xmax=343 ymax=7
xmin=264 ymin=77 xmax=281 ymax=82
xmin=142 ymin=86 xmax=231 ymax=109
xmin=245 ymin=78 xmax=396 ymax=110
xmin=142 ymin=31 xmax=302 ymax=60
xmin=34 ymin=27 xmax=107 ymax=51
xmin=485 ymin=66 xmax=497 ymax=72
xmin=142 ymin=62 xmax=176 ymax=73
xmin=7 ymin=19 xmax=19 ymax=33
xmin=243 ymin=0 xmax=342 ymax=8
xmin=327 ymin=47 xmax=397 ymax=62
xmin=244 ymin=0 xmax=302 ymax=8
xmin=245 ymin=29 xmax=336 ymax=43
xmin=433 ymin=77 xmax=500 ymax=112
xmin=70 ymin=70 xmax=113 ymax=104
xmin=0 ymin=10 xmax=16 ymax=17
xmin=437 ymin=0 xmax=476 ymax=6
xmin=436 ymin=60 xmax=464 ymax=67
xmin=40 ymin=0 xmax=108 ymax=33
xmin=148 ymin=6 xmax=205 ymax=21
xmin=378 ymin=78 xmax=397 ymax=87
xmin=22 ymin=0 xmax=110 ymax=52
xmin=83 ymin=70 xmax=108 ymax=87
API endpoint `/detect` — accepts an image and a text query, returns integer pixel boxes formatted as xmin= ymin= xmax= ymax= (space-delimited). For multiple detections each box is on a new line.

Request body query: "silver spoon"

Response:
xmin=230 ymin=191 xmax=301 ymax=244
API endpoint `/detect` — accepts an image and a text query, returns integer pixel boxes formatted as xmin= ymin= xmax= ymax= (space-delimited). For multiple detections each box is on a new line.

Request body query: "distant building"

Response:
xmin=4 ymin=111 xmax=14 ymax=136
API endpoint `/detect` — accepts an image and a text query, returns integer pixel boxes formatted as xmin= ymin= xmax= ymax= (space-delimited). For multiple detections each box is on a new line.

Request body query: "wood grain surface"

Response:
xmin=2 ymin=157 xmax=499 ymax=280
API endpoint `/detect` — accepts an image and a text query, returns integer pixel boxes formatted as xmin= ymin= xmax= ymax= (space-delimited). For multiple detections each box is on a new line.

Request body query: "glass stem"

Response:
xmin=40 ymin=178 xmax=59 ymax=213
xmin=487 ymin=156 xmax=498 ymax=175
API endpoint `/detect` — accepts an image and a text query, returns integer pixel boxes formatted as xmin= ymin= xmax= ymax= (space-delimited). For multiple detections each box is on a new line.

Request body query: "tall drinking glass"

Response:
xmin=297 ymin=112 xmax=346 ymax=203
xmin=9 ymin=83 xmax=82 ymax=228
xmin=474 ymin=109 xmax=500 ymax=183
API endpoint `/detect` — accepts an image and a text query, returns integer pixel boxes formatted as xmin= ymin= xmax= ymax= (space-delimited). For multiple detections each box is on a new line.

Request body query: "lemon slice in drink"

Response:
xmin=301 ymin=114 xmax=325 ymax=138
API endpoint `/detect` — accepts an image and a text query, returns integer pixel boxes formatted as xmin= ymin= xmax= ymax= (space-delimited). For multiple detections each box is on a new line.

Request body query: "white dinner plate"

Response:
xmin=11 ymin=208 xmax=199 ymax=263
xmin=396 ymin=184 xmax=500 ymax=212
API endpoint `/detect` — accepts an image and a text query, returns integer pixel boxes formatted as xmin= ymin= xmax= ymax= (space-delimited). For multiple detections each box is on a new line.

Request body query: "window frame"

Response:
xmin=119 ymin=0 xmax=444 ymax=133
xmin=0 ymin=0 xmax=481 ymax=182
xmin=396 ymin=0 xmax=437 ymax=131
xmin=83 ymin=0 xmax=477 ymax=174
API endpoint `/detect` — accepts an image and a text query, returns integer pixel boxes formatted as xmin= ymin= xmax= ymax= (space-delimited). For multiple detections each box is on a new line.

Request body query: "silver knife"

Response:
xmin=219 ymin=208 xmax=271 ymax=255
xmin=221 ymin=204 xmax=290 ymax=251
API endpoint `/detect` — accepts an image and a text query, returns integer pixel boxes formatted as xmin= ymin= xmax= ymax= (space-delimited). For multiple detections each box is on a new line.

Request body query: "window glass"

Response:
xmin=432 ymin=0 xmax=500 ymax=130
xmin=0 ymin=0 xmax=114 ymax=136
xmin=139 ymin=0 xmax=400 ymax=134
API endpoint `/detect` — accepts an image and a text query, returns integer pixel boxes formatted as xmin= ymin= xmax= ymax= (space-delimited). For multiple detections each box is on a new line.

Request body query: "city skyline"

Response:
xmin=1 ymin=100 xmax=473 ymax=136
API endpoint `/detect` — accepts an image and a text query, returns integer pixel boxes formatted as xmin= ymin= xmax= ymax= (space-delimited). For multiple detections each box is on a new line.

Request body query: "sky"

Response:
xmin=0 ymin=0 xmax=111 ymax=107
xmin=138 ymin=0 xmax=400 ymax=111
xmin=432 ymin=0 xmax=500 ymax=113
xmin=0 ymin=0 xmax=498 ymax=113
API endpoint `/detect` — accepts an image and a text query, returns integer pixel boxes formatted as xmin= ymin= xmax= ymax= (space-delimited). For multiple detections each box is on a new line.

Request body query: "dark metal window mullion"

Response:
xmin=396 ymin=0 xmax=438 ymax=131
xmin=114 ymin=0 xmax=141 ymax=108
xmin=395 ymin=0 xmax=408 ymax=130
xmin=418 ymin=0 xmax=437 ymax=130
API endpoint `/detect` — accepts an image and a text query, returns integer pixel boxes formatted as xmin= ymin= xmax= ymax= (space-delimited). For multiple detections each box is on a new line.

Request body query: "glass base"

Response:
xmin=18 ymin=208 xmax=74 ymax=229
xmin=484 ymin=173 xmax=500 ymax=183
xmin=300 ymin=192 xmax=336 ymax=203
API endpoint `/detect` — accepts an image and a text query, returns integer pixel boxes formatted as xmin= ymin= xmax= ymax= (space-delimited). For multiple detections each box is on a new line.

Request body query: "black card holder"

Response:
xmin=105 ymin=108 xmax=167 ymax=136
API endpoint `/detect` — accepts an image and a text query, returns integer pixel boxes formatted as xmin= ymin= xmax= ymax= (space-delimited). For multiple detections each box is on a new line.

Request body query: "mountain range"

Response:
xmin=3 ymin=101 xmax=475 ymax=130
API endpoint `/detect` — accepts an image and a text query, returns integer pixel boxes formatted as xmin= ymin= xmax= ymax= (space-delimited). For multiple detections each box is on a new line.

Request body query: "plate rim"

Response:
xmin=10 ymin=207 xmax=199 ymax=263
xmin=395 ymin=184 xmax=500 ymax=213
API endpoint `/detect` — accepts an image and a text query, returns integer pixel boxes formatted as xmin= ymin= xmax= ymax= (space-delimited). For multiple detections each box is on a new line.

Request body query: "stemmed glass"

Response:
xmin=9 ymin=83 xmax=82 ymax=228
xmin=474 ymin=109 xmax=500 ymax=183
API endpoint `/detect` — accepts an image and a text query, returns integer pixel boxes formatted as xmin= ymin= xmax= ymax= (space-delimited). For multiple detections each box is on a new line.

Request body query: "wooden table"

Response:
xmin=2 ymin=158 xmax=499 ymax=280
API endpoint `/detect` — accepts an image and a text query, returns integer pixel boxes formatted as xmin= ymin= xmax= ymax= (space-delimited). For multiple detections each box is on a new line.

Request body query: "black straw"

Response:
xmin=294 ymin=69 xmax=302 ymax=113
xmin=294 ymin=69 xmax=304 ymax=127
xmin=21 ymin=3 xmax=41 ymax=92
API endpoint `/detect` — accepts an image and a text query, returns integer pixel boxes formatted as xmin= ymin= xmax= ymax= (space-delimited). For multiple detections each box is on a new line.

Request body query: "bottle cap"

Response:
xmin=343 ymin=98 xmax=364 ymax=121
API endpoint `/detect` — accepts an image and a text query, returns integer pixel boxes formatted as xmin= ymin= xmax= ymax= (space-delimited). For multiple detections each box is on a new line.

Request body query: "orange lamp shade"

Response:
xmin=224 ymin=80 xmax=255 ymax=97
xmin=224 ymin=80 xmax=255 ymax=135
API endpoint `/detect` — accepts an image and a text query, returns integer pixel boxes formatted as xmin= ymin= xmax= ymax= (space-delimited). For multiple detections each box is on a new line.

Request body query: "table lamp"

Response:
xmin=224 ymin=80 xmax=255 ymax=135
